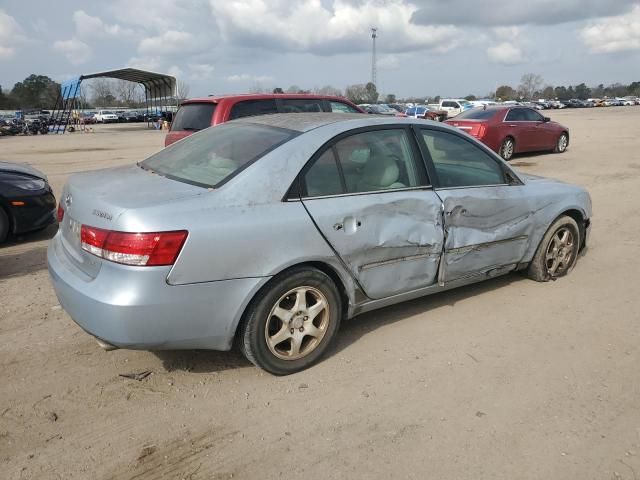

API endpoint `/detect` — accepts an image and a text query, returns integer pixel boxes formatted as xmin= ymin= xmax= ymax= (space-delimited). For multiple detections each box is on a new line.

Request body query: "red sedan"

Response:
xmin=445 ymin=106 xmax=569 ymax=160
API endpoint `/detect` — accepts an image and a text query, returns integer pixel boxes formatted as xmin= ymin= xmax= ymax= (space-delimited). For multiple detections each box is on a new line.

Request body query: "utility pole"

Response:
xmin=371 ymin=27 xmax=377 ymax=87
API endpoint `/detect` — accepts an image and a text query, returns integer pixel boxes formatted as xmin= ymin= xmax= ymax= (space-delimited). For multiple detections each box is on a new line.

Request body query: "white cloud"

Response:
xmin=138 ymin=30 xmax=199 ymax=56
xmin=0 ymin=10 xmax=26 ymax=60
xmin=209 ymin=0 xmax=462 ymax=54
xmin=487 ymin=42 xmax=526 ymax=65
xmin=188 ymin=63 xmax=215 ymax=80
xmin=126 ymin=56 xmax=162 ymax=71
xmin=52 ymin=37 xmax=92 ymax=65
xmin=167 ymin=65 xmax=184 ymax=78
xmin=579 ymin=5 xmax=640 ymax=53
xmin=227 ymin=73 xmax=274 ymax=83
xmin=72 ymin=10 xmax=134 ymax=38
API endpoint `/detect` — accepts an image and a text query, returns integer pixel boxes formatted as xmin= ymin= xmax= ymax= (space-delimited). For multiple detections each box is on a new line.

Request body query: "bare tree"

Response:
xmin=176 ymin=80 xmax=190 ymax=101
xmin=344 ymin=84 xmax=368 ymax=104
xmin=517 ymin=73 xmax=544 ymax=100
xmin=314 ymin=85 xmax=342 ymax=97
xmin=90 ymin=78 xmax=116 ymax=107
xmin=115 ymin=80 xmax=140 ymax=107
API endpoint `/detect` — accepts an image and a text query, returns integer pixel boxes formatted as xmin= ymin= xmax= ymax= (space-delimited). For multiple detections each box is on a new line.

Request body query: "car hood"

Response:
xmin=0 ymin=161 xmax=48 ymax=181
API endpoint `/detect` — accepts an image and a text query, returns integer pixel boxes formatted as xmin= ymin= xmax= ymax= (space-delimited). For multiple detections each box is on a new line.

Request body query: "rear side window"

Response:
xmin=171 ymin=103 xmax=216 ymax=131
xmin=455 ymin=108 xmax=498 ymax=120
xmin=280 ymin=99 xmax=324 ymax=113
xmin=523 ymin=108 xmax=544 ymax=121
xmin=302 ymin=129 xmax=425 ymax=197
xmin=141 ymin=123 xmax=295 ymax=188
xmin=329 ymin=101 xmax=360 ymax=113
xmin=229 ymin=100 xmax=278 ymax=120
xmin=421 ymin=129 xmax=505 ymax=188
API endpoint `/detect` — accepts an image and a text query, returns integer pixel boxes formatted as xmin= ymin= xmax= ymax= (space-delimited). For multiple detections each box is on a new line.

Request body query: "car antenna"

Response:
xmin=483 ymin=104 xmax=487 ymax=110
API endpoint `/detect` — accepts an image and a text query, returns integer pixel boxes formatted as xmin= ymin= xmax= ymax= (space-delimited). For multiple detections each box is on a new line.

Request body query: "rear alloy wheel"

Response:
xmin=555 ymin=132 xmax=569 ymax=153
xmin=500 ymin=137 xmax=515 ymax=161
xmin=527 ymin=216 xmax=580 ymax=282
xmin=0 ymin=208 xmax=9 ymax=244
xmin=239 ymin=267 xmax=342 ymax=375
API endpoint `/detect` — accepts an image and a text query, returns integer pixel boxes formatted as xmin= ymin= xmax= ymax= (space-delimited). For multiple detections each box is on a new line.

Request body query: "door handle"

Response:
xmin=334 ymin=218 xmax=362 ymax=232
xmin=509 ymin=124 xmax=518 ymax=127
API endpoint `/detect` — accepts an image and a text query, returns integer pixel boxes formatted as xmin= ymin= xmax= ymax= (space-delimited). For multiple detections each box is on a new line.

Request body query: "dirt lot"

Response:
xmin=1 ymin=108 xmax=640 ymax=479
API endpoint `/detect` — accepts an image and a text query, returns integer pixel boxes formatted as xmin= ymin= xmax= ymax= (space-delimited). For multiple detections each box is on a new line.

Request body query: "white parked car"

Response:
xmin=94 ymin=110 xmax=119 ymax=123
xmin=437 ymin=99 xmax=473 ymax=118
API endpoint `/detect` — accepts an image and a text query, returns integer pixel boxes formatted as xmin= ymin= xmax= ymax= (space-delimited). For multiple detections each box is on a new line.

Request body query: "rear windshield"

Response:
xmin=171 ymin=103 xmax=217 ymax=132
xmin=140 ymin=123 xmax=295 ymax=188
xmin=455 ymin=108 xmax=499 ymax=120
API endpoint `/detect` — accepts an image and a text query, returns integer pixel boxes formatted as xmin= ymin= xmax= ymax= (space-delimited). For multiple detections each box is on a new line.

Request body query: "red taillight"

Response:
xmin=57 ymin=203 xmax=64 ymax=222
xmin=80 ymin=225 xmax=187 ymax=266
xmin=477 ymin=124 xmax=487 ymax=138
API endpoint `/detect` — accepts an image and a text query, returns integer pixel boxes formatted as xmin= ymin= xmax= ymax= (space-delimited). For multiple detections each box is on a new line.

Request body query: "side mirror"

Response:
xmin=543 ymin=117 xmax=551 ymax=122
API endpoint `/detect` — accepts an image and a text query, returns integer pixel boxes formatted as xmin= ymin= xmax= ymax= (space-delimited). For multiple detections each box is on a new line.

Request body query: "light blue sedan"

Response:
xmin=48 ymin=113 xmax=591 ymax=374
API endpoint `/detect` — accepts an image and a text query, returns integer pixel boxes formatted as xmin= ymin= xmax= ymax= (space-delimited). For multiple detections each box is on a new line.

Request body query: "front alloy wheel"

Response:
xmin=500 ymin=138 xmax=515 ymax=160
xmin=527 ymin=215 xmax=580 ymax=281
xmin=555 ymin=133 xmax=569 ymax=153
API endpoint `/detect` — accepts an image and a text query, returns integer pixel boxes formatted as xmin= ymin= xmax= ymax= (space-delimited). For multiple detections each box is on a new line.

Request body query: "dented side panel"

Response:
xmin=436 ymin=185 xmax=536 ymax=281
xmin=302 ymin=190 xmax=444 ymax=300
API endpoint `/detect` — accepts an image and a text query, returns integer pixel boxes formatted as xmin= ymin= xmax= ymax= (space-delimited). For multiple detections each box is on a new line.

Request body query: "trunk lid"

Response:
xmin=59 ymin=165 xmax=204 ymax=277
xmin=446 ymin=120 xmax=487 ymax=138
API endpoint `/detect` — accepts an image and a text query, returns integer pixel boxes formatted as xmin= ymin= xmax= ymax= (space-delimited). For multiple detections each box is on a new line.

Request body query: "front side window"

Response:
xmin=141 ymin=123 xmax=295 ymax=188
xmin=421 ymin=129 xmax=506 ymax=188
xmin=329 ymin=101 xmax=360 ymax=113
xmin=302 ymin=129 xmax=425 ymax=197
xmin=523 ymin=108 xmax=544 ymax=121
xmin=229 ymin=99 xmax=278 ymax=120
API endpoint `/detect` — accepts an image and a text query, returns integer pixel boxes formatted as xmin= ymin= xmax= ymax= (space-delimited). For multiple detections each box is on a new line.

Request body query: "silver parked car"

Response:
xmin=48 ymin=113 xmax=592 ymax=375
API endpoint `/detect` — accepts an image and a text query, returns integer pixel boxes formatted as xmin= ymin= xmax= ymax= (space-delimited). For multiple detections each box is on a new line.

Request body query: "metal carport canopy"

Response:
xmin=79 ymin=68 xmax=176 ymax=99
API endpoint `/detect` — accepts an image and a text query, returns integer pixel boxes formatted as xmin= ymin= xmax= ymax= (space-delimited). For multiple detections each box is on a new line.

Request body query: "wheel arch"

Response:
xmin=232 ymin=260 xmax=355 ymax=348
xmin=559 ymin=208 xmax=587 ymax=251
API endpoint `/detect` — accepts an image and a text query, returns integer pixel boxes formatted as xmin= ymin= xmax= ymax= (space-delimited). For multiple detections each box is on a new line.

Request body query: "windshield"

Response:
xmin=103 ymin=111 xmax=115 ymax=115
xmin=141 ymin=123 xmax=296 ymax=188
xmin=455 ymin=108 xmax=499 ymax=120
xmin=171 ymin=103 xmax=217 ymax=131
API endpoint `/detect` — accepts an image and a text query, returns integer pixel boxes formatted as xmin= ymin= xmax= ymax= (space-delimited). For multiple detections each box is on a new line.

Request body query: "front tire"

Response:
xmin=239 ymin=267 xmax=342 ymax=375
xmin=527 ymin=215 xmax=580 ymax=282
xmin=500 ymin=137 xmax=515 ymax=161
xmin=554 ymin=132 xmax=569 ymax=153
xmin=0 ymin=207 xmax=9 ymax=243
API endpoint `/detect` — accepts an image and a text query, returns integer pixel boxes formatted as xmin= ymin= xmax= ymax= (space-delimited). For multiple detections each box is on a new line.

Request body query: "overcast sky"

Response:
xmin=1 ymin=0 xmax=639 ymax=98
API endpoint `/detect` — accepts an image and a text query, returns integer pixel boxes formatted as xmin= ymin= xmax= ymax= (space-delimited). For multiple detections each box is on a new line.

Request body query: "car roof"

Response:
xmin=232 ymin=112 xmax=463 ymax=134
xmin=182 ymin=93 xmax=357 ymax=104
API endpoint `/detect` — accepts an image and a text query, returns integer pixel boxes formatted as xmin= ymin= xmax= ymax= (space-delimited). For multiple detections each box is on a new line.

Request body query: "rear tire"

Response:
xmin=0 ymin=208 xmax=9 ymax=244
xmin=527 ymin=215 xmax=580 ymax=282
xmin=500 ymin=137 xmax=515 ymax=161
xmin=239 ymin=267 xmax=342 ymax=375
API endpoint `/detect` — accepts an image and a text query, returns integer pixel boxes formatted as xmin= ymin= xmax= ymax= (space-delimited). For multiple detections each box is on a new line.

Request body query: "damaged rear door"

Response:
xmin=418 ymin=127 xmax=535 ymax=282
xmin=298 ymin=127 xmax=444 ymax=300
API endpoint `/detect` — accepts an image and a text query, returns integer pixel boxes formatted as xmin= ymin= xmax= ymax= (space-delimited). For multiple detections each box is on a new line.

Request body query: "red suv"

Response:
xmin=165 ymin=94 xmax=365 ymax=146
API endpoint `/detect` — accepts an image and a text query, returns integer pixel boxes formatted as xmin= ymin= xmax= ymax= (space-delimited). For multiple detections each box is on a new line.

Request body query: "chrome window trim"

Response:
xmin=295 ymin=185 xmax=434 ymax=201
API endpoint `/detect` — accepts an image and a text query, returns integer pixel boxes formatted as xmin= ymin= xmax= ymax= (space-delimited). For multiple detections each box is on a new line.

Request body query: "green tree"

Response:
xmin=464 ymin=94 xmax=476 ymax=101
xmin=541 ymin=86 xmax=555 ymax=100
xmin=627 ymin=81 xmax=640 ymax=96
xmin=365 ymin=82 xmax=379 ymax=103
xmin=384 ymin=93 xmax=396 ymax=104
xmin=554 ymin=86 xmax=569 ymax=100
xmin=10 ymin=74 xmax=60 ymax=109
xmin=574 ymin=83 xmax=591 ymax=100
xmin=0 ymin=84 xmax=15 ymax=109
xmin=495 ymin=85 xmax=517 ymax=101
xmin=272 ymin=87 xmax=284 ymax=94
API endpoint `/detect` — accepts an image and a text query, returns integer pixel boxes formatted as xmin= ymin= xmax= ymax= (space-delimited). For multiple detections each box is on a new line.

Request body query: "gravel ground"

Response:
xmin=1 ymin=108 xmax=640 ymax=480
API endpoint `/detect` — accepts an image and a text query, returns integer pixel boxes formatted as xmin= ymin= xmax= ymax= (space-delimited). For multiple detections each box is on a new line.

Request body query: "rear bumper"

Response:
xmin=47 ymin=233 xmax=269 ymax=351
